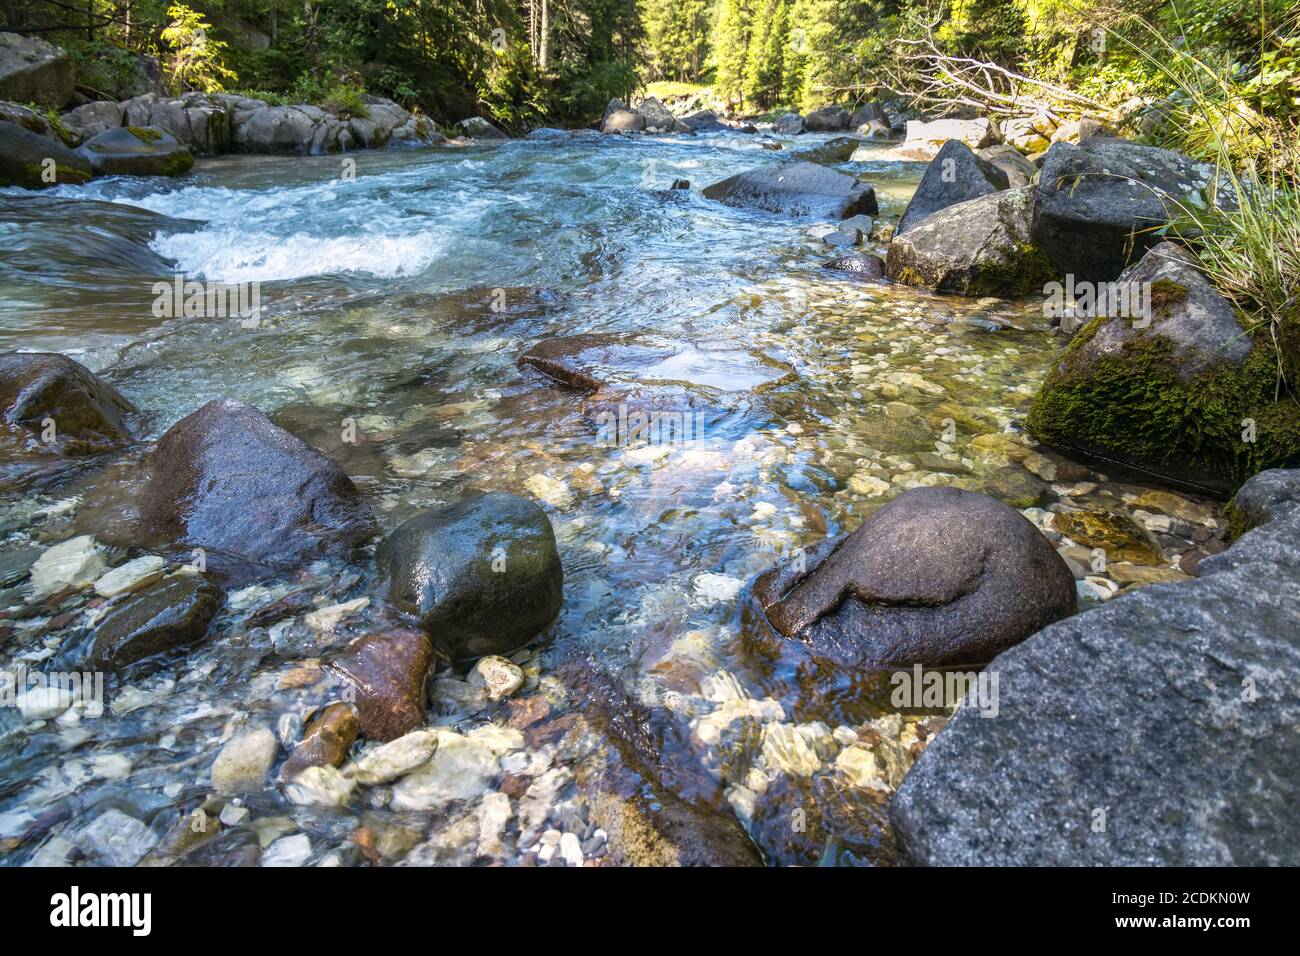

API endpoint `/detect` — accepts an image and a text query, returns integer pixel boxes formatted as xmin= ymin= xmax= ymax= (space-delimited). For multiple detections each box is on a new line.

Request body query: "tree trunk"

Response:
xmin=539 ymin=0 xmax=549 ymax=71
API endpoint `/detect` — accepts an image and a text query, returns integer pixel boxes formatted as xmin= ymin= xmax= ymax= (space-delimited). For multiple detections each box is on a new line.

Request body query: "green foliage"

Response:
xmin=160 ymin=4 xmax=235 ymax=94
xmin=643 ymin=0 xmax=711 ymax=81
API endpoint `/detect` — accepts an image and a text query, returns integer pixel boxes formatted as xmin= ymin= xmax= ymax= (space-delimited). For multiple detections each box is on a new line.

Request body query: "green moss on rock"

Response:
xmin=1028 ymin=327 xmax=1300 ymax=493
xmin=127 ymin=126 xmax=163 ymax=142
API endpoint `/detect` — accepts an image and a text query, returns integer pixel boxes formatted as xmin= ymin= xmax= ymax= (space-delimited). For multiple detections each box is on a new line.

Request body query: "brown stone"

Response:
xmin=328 ymin=629 xmax=433 ymax=742
xmin=281 ymin=702 xmax=360 ymax=778
xmin=507 ymin=695 xmax=551 ymax=730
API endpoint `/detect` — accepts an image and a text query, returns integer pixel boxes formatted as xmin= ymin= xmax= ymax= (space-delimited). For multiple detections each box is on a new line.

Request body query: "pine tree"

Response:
xmin=712 ymin=0 xmax=753 ymax=107
xmin=742 ymin=0 xmax=789 ymax=108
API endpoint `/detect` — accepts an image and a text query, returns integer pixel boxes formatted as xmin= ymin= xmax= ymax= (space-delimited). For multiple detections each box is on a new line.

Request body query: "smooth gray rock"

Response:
xmin=458 ymin=116 xmax=508 ymax=139
xmin=891 ymin=468 xmax=1300 ymax=865
xmin=772 ymin=112 xmax=804 ymax=135
xmin=804 ymin=105 xmax=851 ymax=132
xmin=376 ymin=491 xmax=563 ymax=659
xmin=977 ymin=143 xmax=1038 ymax=188
xmin=77 ymin=125 xmax=193 ymax=177
xmin=743 ymin=487 xmax=1076 ymax=669
xmin=702 ymin=160 xmax=878 ymax=220
xmin=1032 ymin=137 xmax=1218 ymax=283
xmin=897 ymin=140 xmax=1009 ymax=234
xmin=0 ymin=32 xmax=74 ymax=108
xmin=0 ymin=119 xmax=92 ymax=188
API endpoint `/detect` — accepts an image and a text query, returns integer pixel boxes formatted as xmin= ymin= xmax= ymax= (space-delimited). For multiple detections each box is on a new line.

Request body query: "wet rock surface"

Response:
xmin=77 ymin=125 xmax=194 ymax=177
xmin=702 ymin=160 xmax=878 ymax=220
xmin=892 ymin=468 xmax=1300 ymax=865
xmin=0 ymin=120 xmax=93 ymax=189
xmin=328 ymin=629 xmax=434 ymax=741
xmin=376 ymin=491 xmax=563 ymax=659
xmin=745 ymin=487 xmax=1077 ymax=669
xmin=88 ymin=572 xmax=224 ymax=670
xmin=137 ymin=398 xmax=376 ymax=575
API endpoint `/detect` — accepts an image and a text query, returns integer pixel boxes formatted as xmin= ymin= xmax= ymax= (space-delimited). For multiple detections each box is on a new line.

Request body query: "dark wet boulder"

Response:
xmin=77 ymin=125 xmax=194 ymax=177
xmin=635 ymin=96 xmax=689 ymax=133
xmin=518 ymin=333 xmax=671 ymax=391
xmin=822 ymin=252 xmax=888 ymax=283
xmin=1031 ymin=137 xmax=1218 ymax=283
xmin=681 ymin=109 xmax=726 ymax=132
xmin=891 ymin=468 xmax=1300 ymax=865
xmin=328 ymin=629 xmax=433 ymax=741
xmin=896 ymin=140 xmax=1009 ymax=235
xmin=281 ymin=702 xmax=361 ymax=779
xmin=457 ymin=116 xmax=508 ymax=140
xmin=791 ymin=135 xmax=861 ymax=165
xmin=885 ymin=187 xmax=1057 ymax=295
xmin=88 ymin=574 xmax=224 ymax=669
xmin=0 ymin=120 xmax=93 ymax=188
xmin=0 ymin=352 xmax=136 ymax=488
xmin=743 ymin=487 xmax=1076 ymax=669
xmin=702 ymin=160 xmax=878 ymax=220
xmin=804 ymin=105 xmax=851 ymax=132
xmin=1027 ymin=242 xmax=1300 ymax=494
xmin=138 ymin=398 xmax=376 ymax=573
xmin=0 ymin=33 xmax=75 ymax=108
xmin=376 ymin=491 xmax=563 ymax=659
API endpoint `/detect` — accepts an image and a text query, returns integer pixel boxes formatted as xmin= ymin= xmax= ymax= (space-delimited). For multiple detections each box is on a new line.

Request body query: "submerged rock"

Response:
xmin=74 ymin=808 xmax=158 ymax=867
xmin=1031 ymin=137 xmax=1218 ymax=283
xmin=0 ymin=352 xmax=136 ymax=487
xmin=1027 ymin=242 xmax=1300 ymax=494
xmin=822 ymin=252 xmax=888 ymax=283
xmin=77 ymin=125 xmax=194 ymax=177
xmin=0 ymin=120 xmax=93 ymax=188
xmin=885 ymin=187 xmax=1057 ymax=296
xmin=281 ymin=702 xmax=360 ymax=779
xmin=138 ymin=398 xmax=376 ymax=575
xmin=701 ymin=161 xmax=878 ymax=220
xmin=743 ymin=487 xmax=1076 ymax=669
xmin=328 ymin=629 xmax=433 ymax=741
xmin=211 ymin=725 xmax=278 ymax=793
xmin=88 ymin=573 xmax=224 ymax=669
xmin=376 ymin=491 xmax=563 ymax=659
xmin=28 ymin=535 xmax=107 ymax=598
xmin=896 ymin=140 xmax=1009 ymax=235
xmin=891 ymin=468 xmax=1300 ymax=865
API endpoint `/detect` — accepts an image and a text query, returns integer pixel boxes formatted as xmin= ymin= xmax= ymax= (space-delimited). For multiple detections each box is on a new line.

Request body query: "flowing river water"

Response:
xmin=0 ymin=129 xmax=1224 ymax=866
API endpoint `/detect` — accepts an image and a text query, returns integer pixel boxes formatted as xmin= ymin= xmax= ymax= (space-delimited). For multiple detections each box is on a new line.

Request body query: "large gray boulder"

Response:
xmin=743 ymin=487 xmax=1076 ymax=669
xmin=376 ymin=491 xmax=564 ymax=660
xmin=77 ymin=125 xmax=194 ymax=177
xmin=60 ymin=100 xmax=124 ymax=142
xmin=1032 ymin=137 xmax=1218 ymax=283
xmin=702 ymin=160 xmax=878 ymax=220
xmin=891 ymin=467 xmax=1300 ymax=865
xmin=896 ymin=140 xmax=1009 ymax=234
xmin=458 ymin=116 xmax=508 ymax=140
xmin=895 ymin=118 xmax=997 ymax=161
xmin=121 ymin=92 xmax=231 ymax=154
xmin=1027 ymin=241 xmax=1299 ymax=495
xmin=138 ymin=398 xmax=376 ymax=575
xmin=885 ymin=187 xmax=1057 ymax=295
xmin=231 ymin=103 xmax=319 ymax=153
xmin=804 ymin=105 xmax=851 ymax=132
xmin=0 ymin=119 xmax=92 ymax=188
xmin=771 ymin=112 xmax=804 ymax=135
xmin=635 ymin=96 xmax=689 ymax=133
xmin=0 ymin=33 xmax=74 ymax=108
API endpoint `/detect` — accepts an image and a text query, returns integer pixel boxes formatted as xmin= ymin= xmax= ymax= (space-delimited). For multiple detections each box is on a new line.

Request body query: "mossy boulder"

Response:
xmin=1027 ymin=242 xmax=1300 ymax=495
xmin=0 ymin=118 xmax=92 ymax=188
xmin=77 ymin=124 xmax=194 ymax=177
xmin=885 ymin=187 xmax=1058 ymax=296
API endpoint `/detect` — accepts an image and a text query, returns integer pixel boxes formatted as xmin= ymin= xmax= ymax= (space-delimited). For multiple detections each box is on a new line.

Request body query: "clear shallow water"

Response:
xmin=0 ymin=131 xmax=1221 ymax=866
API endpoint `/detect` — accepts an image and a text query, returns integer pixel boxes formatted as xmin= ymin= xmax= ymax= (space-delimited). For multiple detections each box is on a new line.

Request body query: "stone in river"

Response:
xmin=469 ymin=655 xmax=525 ymax=700
xmin=344 ymin=728 xmax=441 ymax=785
xmin=93 ymin=554 xmax=166 ymax=597
xmin=390 ymin=729 xmax=500 ymax=810
xmin=0 ymin=121 xmax=92 ymax=189
xmin=1050 ymin=509 xmax=1162 ymax=564
xmin=280 ymin=702 xmax=360 ymax=779
xmin=77 ymin=125 xmax=194 ymax=177
xmin=891 ymin=467 xmax=1300 ymax=865
xmin=896 ymin=140 xmax=1009 ymax=235
xmin=211 ymin=725 xmax=278 ymax=793
xmin=743 ymin=487 xmax=1077 ymax=669
xmin=822 ymin=252 xmax=888 ymax=283
xmin=88 ymin=573 xmax=223 ymax=670
xmin=701 ymin=160 xmax=878 ymax=220
xmin=137 ymin=398 xmax=376 ymax=576
xmin=0 ymin=352 xmax=136 ymax=489
xmin=74 ymin=808 xmax=158 ymax=867
xmin=28 ymin=534 xmax=107 ymax=598
xmin=327 ymin=629 xmax=433 ymax=741
xmin=375 ymin=492 xmax=563 ymax=660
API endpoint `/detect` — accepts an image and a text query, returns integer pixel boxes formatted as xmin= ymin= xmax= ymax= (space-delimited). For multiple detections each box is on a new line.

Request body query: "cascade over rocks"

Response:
xmin=1027 ymin=241 xmax=1300 ymax=494
xmin=375 ymin=491 xmax=564 ymax=659
xmin=742 ymin=487 xmax=1077 ymax=670
xmin=137 ymin=398 xmax=376 ymax=574
xmin=891 ymin=468 xmax=1300 ymax=865
xmin=896 ymin=140 xmax=1010 ymax=234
